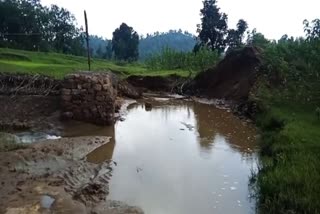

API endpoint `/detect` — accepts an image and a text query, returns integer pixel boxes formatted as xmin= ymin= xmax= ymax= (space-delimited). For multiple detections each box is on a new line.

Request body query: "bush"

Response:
xmin=145 ymin=47 xmax=219 ymax=71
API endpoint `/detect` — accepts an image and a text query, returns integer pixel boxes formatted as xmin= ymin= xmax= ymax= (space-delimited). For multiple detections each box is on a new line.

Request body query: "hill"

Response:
xmin=88 ymin=31 xmax=196 ymax=61
xmin=139 ymin=31 xmax=196 ymax=60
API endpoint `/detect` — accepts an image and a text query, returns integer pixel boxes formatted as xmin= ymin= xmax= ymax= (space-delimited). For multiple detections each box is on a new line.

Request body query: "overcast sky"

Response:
xmin=41 ymin=0 xmax=319 ymax=40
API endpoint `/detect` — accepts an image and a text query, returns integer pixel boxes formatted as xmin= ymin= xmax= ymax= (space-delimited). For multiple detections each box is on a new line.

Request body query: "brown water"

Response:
xmin=65 ymin=99 xmax=258 ymax=214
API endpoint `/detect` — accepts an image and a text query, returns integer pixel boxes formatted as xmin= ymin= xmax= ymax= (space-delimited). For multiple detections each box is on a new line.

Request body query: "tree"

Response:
xmin=196 ymin=0 xmax=228 ymax=54
xmin=112 ymin=23 xmax=139 ymax=61
xmin=96 ymin=45 xmax=103 ymax=58
xmin=104 ymin=40 xmax=113 ymax=59
xmin=304 ymin=19 xmax=320 ymax=40
xmin=48 ymin=5 xmax=80 ymax=54
xmin=0 ymin=0 xmax=85 ymax=55
xmin=246 ymin=29 xmax=269 ymax=48
xmin=226 ymin=19 xmax=248 ymax=51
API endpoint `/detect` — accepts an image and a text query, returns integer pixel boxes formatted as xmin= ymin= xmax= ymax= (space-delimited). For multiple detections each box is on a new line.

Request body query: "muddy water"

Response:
xmin=67 ymin=99 xmax=258 ymax=214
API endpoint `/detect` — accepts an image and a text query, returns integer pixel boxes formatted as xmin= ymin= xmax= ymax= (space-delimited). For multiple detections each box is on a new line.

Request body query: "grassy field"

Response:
xmin=0 ymin=48 xmax=190 ymax=78
xmin=254 ymin=88 xmax=320 ymax=213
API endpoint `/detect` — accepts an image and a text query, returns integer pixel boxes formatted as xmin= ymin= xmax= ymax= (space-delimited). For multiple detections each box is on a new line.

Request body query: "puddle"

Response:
xmin=67 ymin=100 xmax=258 ymax=214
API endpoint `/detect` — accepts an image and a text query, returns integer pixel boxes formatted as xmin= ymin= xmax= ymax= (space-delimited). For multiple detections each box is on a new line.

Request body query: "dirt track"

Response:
xmin=0 ymin=136 xmax=143 ymax=214
xmin=0 ymin=92 xmax=143 ymax=213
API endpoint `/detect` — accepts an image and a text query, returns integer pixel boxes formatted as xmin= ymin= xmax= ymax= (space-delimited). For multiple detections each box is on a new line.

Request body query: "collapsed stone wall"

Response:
xmin=61 ymin=72 xmax=116 ymax=125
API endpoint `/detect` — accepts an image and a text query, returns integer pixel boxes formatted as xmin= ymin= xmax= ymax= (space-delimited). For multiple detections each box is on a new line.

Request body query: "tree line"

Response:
xmin=0 ymin=0 xmax=85 ymax=55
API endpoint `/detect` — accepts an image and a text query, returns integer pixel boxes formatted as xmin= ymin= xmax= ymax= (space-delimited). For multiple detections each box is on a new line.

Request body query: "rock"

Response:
xmin=145 ymin=102 xmax=152 ymax=111
xmin=72 ymin=89 xmax=81 ymax=95
xmin=61 ymin=112 xmax=73 ymax=120
xmin=0 ymin=132 xmax=22 ymax=152
xmin=102 ymin=84 xmax=109 ymax=91
xmin=94 ymin=84 xmax=102 ymax=91
xmin=62 ymin=95 xmax=72 ymax=102
xmin=62 ymin=89 xmax=71 ymax=95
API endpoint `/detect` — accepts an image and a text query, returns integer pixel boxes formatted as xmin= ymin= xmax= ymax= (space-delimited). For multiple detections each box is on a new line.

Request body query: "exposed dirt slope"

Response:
xmin=126 ymin=74 xmax=186 ymax=93
xmin=187 ymin=47 xmax=262 ymax=101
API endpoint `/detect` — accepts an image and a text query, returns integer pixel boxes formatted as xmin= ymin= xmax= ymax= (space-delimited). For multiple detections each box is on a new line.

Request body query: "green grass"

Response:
xmin=0 ymin=48 xmax=190 ymax=78
xmin=255 ymin=93 xmax=320 ymax=213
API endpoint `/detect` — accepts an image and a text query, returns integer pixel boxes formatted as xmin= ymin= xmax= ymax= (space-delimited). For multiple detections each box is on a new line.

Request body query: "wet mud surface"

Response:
xmin=0 ymin=95 xmax=258 ymax=214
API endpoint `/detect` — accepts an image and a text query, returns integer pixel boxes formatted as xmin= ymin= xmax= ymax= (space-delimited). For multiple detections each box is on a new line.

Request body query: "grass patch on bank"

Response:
xmin=0 ymin=48 xmax=191 ymax=78
xmin=255 ymin=97 xmax=320 ymax=214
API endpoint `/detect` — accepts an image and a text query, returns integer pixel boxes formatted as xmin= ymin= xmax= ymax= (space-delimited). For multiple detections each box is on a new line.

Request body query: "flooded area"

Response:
xmin=63 ymin=99 xmax=258 ymax=214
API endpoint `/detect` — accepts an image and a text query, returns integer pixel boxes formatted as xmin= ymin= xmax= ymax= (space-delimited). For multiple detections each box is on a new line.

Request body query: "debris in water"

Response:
xmin=136 ymin=167 xmax=143 ymax=173
xmin=180 ymin=122 xmax=194 ymax=131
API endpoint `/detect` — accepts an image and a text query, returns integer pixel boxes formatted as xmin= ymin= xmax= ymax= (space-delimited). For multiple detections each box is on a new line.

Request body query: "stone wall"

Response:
xmin=61 ymin=72 xmax=116 ymax=125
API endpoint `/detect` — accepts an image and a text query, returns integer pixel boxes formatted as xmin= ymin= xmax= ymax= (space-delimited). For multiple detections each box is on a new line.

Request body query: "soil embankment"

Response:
xmin=186 ymin=47 xmax=261 ymax=101
xmin=127 ymin=74 xmax=187 ymax=93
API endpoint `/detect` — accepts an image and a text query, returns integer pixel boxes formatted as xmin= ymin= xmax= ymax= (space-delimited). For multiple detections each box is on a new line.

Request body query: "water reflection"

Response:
xmin=64 ymin=100 xmax=258 ymax=214
xmin=62 ymin=121 xmax=116 ymax=164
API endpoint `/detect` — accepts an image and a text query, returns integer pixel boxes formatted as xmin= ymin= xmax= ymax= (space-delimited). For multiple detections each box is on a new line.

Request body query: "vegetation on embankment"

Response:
xmin=253 ymin=92 xmax=320 ymax=213
xmin=0 ymin=48 xmax=190 ymax=79
xmin=251 ymin=22 xmax=320 ymax=213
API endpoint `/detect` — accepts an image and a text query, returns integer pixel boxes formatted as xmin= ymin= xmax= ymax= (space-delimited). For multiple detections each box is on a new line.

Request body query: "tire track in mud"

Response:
xmin=0 ymin=136 xmax=144 ymax=213
xmin=60 ymin=160 xmax=116 ymax=204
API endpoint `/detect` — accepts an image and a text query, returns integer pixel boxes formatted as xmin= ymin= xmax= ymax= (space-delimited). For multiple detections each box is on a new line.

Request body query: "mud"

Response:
xmin=0 ymin=95 xmax=61 ymax=132
xmin=126 ymin=74 xmax=187 ymax=93
xmin=0 ymin=136 xmax=143 ymax=214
